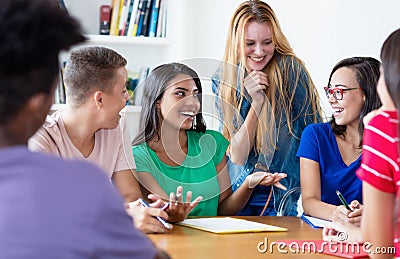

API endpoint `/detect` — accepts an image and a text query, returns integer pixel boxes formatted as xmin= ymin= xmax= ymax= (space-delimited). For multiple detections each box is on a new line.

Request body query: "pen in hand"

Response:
xmin=336 ymin=190 xmax=353 ymax=212
xmin=138 ymin=198 xmax=172 ymax=229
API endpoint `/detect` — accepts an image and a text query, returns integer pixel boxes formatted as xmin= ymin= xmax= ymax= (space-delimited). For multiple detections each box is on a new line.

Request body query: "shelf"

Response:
xmin=122 ymin=105 xmax=142 ymax=113
xmin=51 ymin=104 xmax=142 ymax=114
xmin=84 ymin=35 xmax=169 ymax=46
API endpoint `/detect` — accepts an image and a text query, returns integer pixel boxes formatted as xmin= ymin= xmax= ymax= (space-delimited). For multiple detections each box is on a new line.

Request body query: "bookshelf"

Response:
xmin=85 ymin=35 xmax=169 ymax=46
xmin=54 ymin=0 xmax=175 ymax=138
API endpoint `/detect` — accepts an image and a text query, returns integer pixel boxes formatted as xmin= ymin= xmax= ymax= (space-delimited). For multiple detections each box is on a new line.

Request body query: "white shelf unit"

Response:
xmin=54 ymin=0 xmax=177 ymax=138
xmin=55 ymin=36 xmax=168 ymax=137
xmin=85 ymin=35 xmax=169 ymax=46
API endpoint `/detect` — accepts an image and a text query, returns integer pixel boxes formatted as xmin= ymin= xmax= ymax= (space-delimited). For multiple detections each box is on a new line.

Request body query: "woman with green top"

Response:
xmin=132 ymin=63 xmax=285 ymax=221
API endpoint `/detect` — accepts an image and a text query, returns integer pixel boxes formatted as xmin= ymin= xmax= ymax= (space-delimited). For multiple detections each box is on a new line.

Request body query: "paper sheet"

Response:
xmin=178 ymin=217 xmax=287 ymax=234
xmin=301 ymin=214 xmax=331 ymax=228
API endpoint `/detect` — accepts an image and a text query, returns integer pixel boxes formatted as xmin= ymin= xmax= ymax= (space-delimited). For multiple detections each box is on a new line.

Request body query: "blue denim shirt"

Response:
xmin=212 ymin=54 xmax=321 ymax=216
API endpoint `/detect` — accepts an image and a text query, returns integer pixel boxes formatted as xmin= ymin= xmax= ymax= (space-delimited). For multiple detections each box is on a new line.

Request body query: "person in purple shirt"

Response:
xmin=0 ymin=0 xmax=168 ymax=258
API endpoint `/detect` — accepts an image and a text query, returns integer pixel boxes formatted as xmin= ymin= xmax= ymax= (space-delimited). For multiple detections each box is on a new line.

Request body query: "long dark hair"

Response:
xmin=328 ymin=57 xmax=381 ymax=148
xmin=381 ymin=28 xmax=400 ymax=150
xmin=132 ymin=63 xmax=207 ymax=146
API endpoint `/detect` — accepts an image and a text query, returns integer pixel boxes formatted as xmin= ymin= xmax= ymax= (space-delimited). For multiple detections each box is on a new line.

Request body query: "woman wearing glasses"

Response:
xmin=297 ymin=57 xmax=381 ymax=223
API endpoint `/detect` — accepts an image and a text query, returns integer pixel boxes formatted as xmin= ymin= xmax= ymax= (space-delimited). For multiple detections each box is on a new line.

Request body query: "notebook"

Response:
xmin=177 ymin=217 xmax=287 ymax=234
xmin=301 ymin=213 xmax=331 ymax=228
xmin=277 ymin=240 xmax=369 ymax=258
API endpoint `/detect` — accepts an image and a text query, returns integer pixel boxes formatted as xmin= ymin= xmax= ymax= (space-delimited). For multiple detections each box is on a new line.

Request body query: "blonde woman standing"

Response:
xmin=212 ymin=0 xmax=322 ymax=216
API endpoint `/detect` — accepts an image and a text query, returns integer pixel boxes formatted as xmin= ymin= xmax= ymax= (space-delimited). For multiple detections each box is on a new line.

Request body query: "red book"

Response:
xmin=100 ymin=5 xmax=111 ymax=35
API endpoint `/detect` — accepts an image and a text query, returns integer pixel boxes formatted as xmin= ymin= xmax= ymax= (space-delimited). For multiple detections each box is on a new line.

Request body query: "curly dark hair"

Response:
xmin=0 ymin=0 xmax=85 ymax=124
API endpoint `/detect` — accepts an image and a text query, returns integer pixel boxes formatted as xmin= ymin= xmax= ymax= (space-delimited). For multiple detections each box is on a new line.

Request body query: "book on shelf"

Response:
xmin=55 ymin=62 xmax=67 ymax=104
xmin=131 ymin=0 xmax=144 ymax=36
xmin=100 ymin=0 xmax=167 ymax=37
xmin=123 ymin=0 xmax=135 ymax=36
xmin=126 ymin=70 xmax=139 ymax=105
xmin=109 ymin=0 xmax=121 ymax=35
xmin=139 ymin=0 xmax=153 ymax=36
xmin=99 ymin=5 xmax=111 ymax=35
xmin=133 ymin=66 xmax=149 ymax=106
xmin=118 ymin=0 xmax=130 ymax=36
xmin=156 ymin=0 xmax=167 ymax=37
xmin=148 ymin=0 xmax=160 ymax=37
xmin=126 ymin=0 xmax=140 ymax=37
xmin=161 ymin=0 xmax=167 ymax=37
xmin=135 ymin=0 xmax=148 ymax=36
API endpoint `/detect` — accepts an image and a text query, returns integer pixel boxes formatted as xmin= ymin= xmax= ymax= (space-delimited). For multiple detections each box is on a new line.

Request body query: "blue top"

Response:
xmin=212 ymin=54 xmax=320 ymax=216
xmin=0 ymin=146 xmax=156 ymax=259
xmin=296 ymin=123 xmax=362 ymax=205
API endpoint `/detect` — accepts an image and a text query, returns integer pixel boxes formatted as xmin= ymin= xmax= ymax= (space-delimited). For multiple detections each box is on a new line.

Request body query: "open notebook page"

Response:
xmin=178 ymin=217 xmax=287 ymax=234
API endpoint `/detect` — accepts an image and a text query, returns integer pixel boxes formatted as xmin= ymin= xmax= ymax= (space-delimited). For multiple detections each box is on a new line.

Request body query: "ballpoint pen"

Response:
xmin=336 ymin=190 xmax=353 ymax=212
xmin=138 ymin=198 xmax=172 ymax=229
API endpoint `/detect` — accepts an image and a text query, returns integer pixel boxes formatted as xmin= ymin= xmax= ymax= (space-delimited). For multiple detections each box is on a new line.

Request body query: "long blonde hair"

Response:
xmin=218 ymin=0 xmax=321 ymax=154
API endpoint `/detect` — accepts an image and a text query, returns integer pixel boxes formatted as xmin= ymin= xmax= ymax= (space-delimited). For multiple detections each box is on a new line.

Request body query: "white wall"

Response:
xmin=175 ymin=0 xmax=400 ymax=117
xmin=63 ymin=0 xmax=400 ymax=130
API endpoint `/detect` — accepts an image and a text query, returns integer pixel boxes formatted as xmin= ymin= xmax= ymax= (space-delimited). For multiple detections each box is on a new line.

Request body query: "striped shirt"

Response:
xmin=356 ymin=110 xmax=399 ymax=257
xmin=356 ymin=110 xmax=400 ymax=193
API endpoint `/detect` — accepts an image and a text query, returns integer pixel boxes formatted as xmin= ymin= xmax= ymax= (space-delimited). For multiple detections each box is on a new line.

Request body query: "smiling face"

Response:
xmin=328 ymin=67 xmax=365 ymax=127
xmin=157 ymin=73 xmax=200 ymax=132
xmin=243 ymin=21 xmax=275 ymax=72
xmin=101 ymin=66 xmax=130 ymax=129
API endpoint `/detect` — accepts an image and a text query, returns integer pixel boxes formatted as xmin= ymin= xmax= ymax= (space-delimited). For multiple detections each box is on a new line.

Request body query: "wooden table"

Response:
xmin=148 ymin=216 xmax=339 ymax=258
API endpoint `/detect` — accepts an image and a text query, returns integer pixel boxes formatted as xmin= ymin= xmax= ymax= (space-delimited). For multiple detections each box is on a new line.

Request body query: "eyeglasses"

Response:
xmin=323 ymin=86 xmax=359 ymax=100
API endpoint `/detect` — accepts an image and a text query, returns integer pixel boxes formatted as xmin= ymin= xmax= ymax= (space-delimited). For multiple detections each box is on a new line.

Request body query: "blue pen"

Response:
xmin=336 ymin=190 xmax=353 ymax=212
xmin=138 ymin=198 xmax=172 ymax=229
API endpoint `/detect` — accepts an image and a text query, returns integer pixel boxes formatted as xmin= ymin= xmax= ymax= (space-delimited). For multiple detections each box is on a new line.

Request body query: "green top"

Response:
xmin=132 ymin=130 xmax=229 ymax=216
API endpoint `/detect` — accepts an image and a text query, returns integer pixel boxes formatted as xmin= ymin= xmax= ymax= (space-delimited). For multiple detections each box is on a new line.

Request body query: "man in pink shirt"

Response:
xmin=29 ymin=46 xmax=172 ymax=233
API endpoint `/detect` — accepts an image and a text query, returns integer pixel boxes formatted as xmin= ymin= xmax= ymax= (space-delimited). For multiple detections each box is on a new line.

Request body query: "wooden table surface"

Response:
xmin=148 ymin=216 xmax=345 ymax=259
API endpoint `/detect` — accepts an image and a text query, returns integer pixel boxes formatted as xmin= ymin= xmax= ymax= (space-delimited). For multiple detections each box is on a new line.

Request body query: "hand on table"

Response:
xmin=125 ymin=198 xmax=172 ymax=234
xmin=323 ymin=220 xmax=362 ymax=243
xmin=333 ymin=200 xmax=363 ymax=227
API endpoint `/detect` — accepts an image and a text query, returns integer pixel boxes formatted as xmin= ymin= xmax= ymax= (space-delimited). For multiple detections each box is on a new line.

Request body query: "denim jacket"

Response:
xmin=212 ymin=54 xmax=321 ymax=216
